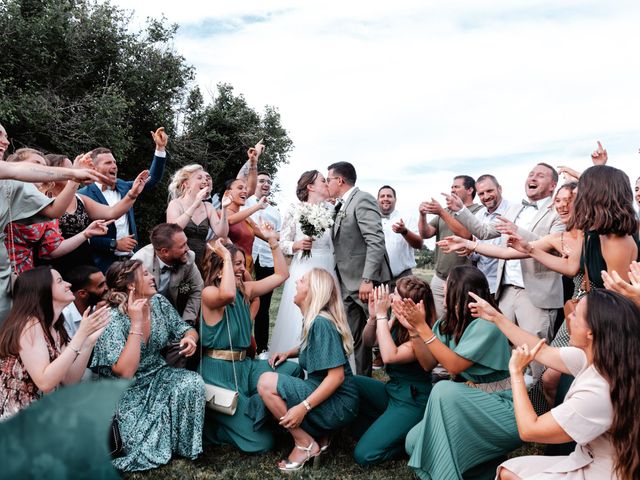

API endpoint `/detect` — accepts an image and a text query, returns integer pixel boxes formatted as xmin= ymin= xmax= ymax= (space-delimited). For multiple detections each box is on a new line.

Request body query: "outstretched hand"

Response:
xmin=468 ymin=291 xmax=501 ymax=322
xmin=130 ymin=170 xmax=150 ymax=197
xmin=442 ymin=192 xmax=464 ymax=212
xmin=505 ymin=233 xmax=531 ymax=254
xmin=436 ymin=235 xmax=470 ymax=254
xmin=151 ymin=127 xmax=168 ymax=151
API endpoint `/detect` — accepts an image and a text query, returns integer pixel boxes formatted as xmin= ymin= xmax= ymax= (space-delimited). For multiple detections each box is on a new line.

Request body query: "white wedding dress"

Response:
xmin=269 ymin=203 xmax=337 ymax=355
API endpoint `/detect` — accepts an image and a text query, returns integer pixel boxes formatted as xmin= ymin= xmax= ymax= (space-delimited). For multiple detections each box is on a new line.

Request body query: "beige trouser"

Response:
xmin=429 ymin=274 xmax=446 ymax=321
xmin=498 ymin=285 xmax=557 ymax=381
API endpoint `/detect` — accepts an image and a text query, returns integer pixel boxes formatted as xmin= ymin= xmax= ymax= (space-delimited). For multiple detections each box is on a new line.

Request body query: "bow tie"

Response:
xmin=100 ymin=184 xmax=115 ymax=192
xmin=522 ymin=199 xmax=538 ymax=210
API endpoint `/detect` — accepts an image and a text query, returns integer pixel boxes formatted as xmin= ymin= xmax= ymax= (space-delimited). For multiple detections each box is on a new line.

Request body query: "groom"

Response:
xmin=328 ymin=162 xmax=391 ymax=376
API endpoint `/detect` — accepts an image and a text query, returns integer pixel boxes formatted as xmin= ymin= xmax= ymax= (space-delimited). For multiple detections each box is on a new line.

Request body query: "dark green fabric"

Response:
xmin=0 ymin=379 xmax=129 ymax=479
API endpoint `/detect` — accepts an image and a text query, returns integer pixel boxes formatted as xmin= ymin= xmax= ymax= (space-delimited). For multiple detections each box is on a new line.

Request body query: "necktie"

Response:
xmin=521 ymin=199 xmax=538 ymax=209
xmin=333 ymin=199 xmax=343 ymax=219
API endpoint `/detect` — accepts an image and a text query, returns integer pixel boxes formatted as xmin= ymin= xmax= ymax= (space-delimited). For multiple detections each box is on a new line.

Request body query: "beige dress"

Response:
xmin=497 ymin=347 xmax=615 ymax=479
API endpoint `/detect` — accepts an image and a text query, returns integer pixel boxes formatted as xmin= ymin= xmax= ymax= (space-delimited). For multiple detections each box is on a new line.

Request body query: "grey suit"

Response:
xmin=132 ymin=244 xmax=204 ymax=325
xmin=333 ymin=187 xmax=391 ymax=376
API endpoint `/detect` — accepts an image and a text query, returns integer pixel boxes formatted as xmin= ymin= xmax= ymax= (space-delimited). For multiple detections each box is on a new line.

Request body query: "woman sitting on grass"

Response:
xmin=468 ymin=288 xmax=640 ymax=480
xmin=351 ymin=276 xmax=436 ymax=466
xmin=254 ymin=268 xmax=358 ymax=472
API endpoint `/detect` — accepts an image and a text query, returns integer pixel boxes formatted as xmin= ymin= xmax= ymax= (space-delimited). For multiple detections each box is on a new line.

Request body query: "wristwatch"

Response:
xmin=109 ymin=239 xmax=117 ymax=252
xmin=362 ymin=278 xmax=371 ymax=284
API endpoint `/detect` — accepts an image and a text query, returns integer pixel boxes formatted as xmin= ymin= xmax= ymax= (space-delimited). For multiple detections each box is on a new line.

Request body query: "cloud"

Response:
xmin=111 ymin=0 xmax=640 ymax=216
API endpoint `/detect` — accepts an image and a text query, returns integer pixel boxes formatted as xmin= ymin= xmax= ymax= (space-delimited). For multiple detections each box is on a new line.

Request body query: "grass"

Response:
xmin=124 ymin=268 xmax=542 ymax=479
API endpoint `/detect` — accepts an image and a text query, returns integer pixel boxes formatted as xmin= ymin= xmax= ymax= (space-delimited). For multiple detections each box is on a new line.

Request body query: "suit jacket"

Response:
xmin=332 ymin=187 xmax=391 ymax=293
xmin=456 ymin=199 xmax=565 ymax=309
xmin=131 ymin=244 xmax=203 ymax=325
xmin=78 ymin=153 xmax=166 ymax=271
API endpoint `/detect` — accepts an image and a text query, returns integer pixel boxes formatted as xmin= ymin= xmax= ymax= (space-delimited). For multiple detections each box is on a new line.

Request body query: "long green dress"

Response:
xmin=200 ymin=288 xmax=303 ymax=453
xmin=0 ymin=180 xmax=53 ymax=323
xmin=352 ymin=327 xmax=432 ymax=466
xmin=250 ymin=315 xmax=359 ymax=438
xmin=405 ymin=318 xmax=521 ymax=480
xmin=91 ymin=294 xmax=205 ymax=472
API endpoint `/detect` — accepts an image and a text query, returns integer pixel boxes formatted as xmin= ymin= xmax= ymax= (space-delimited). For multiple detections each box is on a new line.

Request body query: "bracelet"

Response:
xmin=82 ymin=230 xmax=90 ymax=239
xmin=69 ymin=345 xmax=81 ymax=357
xmin=302 ymin=399 xmax=312 ymax=411
xmin=400 ymin=228 xmax=408 ymax=235
xmin=423 ymin=334 xmax=437 ymax=345
xmin=129 ymin=331 xmax=143 ymax=337
xmin=376 ymin=316 xmax=388 ymax=322
xmin=466 ymin=240 xmax=477 ymax=252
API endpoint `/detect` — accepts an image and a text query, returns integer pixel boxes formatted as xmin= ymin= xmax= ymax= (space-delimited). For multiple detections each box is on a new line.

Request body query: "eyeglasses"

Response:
xmin=326 ymin=176 xmax=340 ymax=183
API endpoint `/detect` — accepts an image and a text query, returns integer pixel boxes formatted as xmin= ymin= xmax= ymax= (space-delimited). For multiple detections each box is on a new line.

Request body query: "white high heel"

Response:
xmin=277 ymin=441 xmax=321 ymax=472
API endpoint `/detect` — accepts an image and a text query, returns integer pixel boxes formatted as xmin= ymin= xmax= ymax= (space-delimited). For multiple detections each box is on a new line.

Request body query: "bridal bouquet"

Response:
xmin=294 ymin=202 xmax=335 ymax=259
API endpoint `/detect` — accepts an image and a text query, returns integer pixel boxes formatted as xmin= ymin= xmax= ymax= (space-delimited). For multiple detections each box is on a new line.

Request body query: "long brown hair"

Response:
xmin=201 ymin=241 xmax=247 ymax=300
xmin=104 ymin=260 xmax=143 ymax=315
xmin=567 ymin=165 xmax=638 ymax=235
xmin=0 ymin=266 xmax=69 ymax=357
xmin=394 ymin=276 xmax=436 ymax=344
xmin=585 ymin=289 xmax=640 ymax=479
xmin=440 ymin=265 xmax=499 ymax=343
xmin=296 ymin=170 xmax=320 ymax=202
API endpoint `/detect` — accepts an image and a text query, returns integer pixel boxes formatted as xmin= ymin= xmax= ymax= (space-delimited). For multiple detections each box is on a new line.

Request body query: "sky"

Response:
xmin=112 ymin=0 xmax=640 ymax=221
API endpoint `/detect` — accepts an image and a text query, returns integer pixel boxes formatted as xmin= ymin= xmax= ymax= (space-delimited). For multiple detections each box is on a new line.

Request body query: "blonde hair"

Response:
xmin=300 ymin=268 xmax=353 ymax=356
xmin=168 ymin=164 xmax=204 ymax=200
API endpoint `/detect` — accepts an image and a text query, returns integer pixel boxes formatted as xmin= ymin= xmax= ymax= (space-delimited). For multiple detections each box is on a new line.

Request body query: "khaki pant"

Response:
xmin=498 ymin=285 xmax=557 ymax=381
xmin=429 ymin=274 xmax=446 ymax=320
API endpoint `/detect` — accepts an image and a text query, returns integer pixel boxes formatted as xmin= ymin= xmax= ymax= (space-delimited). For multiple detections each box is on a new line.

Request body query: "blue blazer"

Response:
xmin=78 ymin=153 xmax=167 ymax=272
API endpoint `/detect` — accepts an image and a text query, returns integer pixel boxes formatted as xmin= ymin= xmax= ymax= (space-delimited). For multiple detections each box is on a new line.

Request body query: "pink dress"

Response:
xmin=497 ymin=347 xmax=616 ymax=479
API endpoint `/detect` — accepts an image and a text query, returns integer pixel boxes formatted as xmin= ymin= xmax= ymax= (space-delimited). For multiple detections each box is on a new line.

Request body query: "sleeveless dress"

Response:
xmin=0 ymin=329 xmax=61 ymax=420
xmin=48 ymin=195 xmax=94 ymax=274
xmin=200 ymin=289 xmax=303 ymax=453
xmin=228 ymin=220 xmax=255 ymax=271
xmin=405 ymin=318 xmax=520 ymax=480
xmin=183 ymin=217 xmax=210 ymax=268
xmin=352 ymin=326 xmax=432 ymax=466
xmin=268 ymin=203 xmax=337 ymax=355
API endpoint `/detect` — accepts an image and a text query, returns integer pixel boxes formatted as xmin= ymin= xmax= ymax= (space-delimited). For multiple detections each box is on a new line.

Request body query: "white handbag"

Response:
xmin=200 ymin=315 xmax=239 ymax=416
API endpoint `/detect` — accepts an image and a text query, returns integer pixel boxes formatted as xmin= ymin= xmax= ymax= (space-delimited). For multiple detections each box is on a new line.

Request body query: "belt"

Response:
xmin=204 ymin=349 xmax=246 ymax=361
xmin=503 ymin=284 xmax=524 ymax=290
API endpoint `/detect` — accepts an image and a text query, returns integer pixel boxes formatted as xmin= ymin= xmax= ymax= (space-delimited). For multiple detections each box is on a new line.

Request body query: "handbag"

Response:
xmin=109 ymin=415 xmax=125 ymax=458
xmin=200 ymin=314 xmax=239 ymax=416
xmin=5 ymin=184 xmax=18 ymax=294
xmin=563 ymin=235 xmax=590 ymax=318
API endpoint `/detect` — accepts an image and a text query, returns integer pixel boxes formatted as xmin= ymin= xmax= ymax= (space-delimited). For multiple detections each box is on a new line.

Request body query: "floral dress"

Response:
xmin=0 ymin=329 xmax=61 ymax=420
xmin=91 ymin=294 xmax=205 ymax=472
xmin=4 ymin=220 xmax=63 ymax=274
xmin=48 ymin=195 xmax=94 ymax=273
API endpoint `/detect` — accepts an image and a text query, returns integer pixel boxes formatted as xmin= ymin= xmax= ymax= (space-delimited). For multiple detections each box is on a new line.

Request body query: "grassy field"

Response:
xmin=124 ymin=268 xmax=541 ymax=479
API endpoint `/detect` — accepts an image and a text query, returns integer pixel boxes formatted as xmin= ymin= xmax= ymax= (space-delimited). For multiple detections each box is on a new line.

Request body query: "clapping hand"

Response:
xmin=372 ymin=284 xmax=391 ymax=319
xmin=129 ymin=170 xmax=150 ymax=197
xmin=509 ymin=339 xmax=545 ymax=374
xmin=419 ymin=198 xmax=443 ymax=216
xmin=591 ymin=141 xmax=607 ymax=165
xmin=78 ymin=305 xmax=111 ymax=344
xmin=256 ymin=219 xmax=277 ymax=241
xmin=151 ymin=127 xmax=168 ymax=151
xmin=127 ymin=288 xmax=148 ymax=326
xmin=468 ymin=291 xmax=501 ymax=322
xmin=392 ymin=298 xmax=427 ymax=331
xmin=221 ymin=192 xmax=233 ymax=209
xmin=442 ymin=192 xmax=464 ymax=212
xmin=602 ymin=262 xmax=640 ymax=308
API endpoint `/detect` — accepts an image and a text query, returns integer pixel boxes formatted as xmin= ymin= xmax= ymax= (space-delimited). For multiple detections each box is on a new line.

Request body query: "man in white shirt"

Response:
xmin=244 ymin=171 xmax=281 ymax=353
xmin=377 ymin=185 xmax=423 ymax=287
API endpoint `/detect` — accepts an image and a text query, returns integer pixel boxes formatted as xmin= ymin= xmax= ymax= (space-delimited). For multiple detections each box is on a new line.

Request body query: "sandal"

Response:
xmin=277 ymin=441 xmax=321 ymax=472
xmin=319 ymin=435 xmax=332 ymax=453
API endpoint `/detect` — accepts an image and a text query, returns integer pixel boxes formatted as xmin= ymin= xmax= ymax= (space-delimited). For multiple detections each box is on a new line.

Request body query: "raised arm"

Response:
xmin=227 ymin=196 xmax=267 ymax=225
xmin=166 ymin=189 xmax=209 ymax=228
xmin=111 ymin=294 xmax=149 ymax=379
xmin=201 ymin=240 xmax=237 ymax=313
xmin=80 ymin=170 xmax=148 ymax=220
xmin=0 ymin=161 xmax=107 ymax=184
xmin=143 ymin=127 xmax=168 ymax=191
xmin=244 ymin=222 xmax=289 ymax=299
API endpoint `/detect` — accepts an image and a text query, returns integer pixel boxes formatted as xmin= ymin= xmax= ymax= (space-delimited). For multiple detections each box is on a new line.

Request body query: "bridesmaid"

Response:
xmin=351 ymin=276 xmax=436 ymax=466
xmin=255 ymin=268 xmax=359 ymax=473
xmin=397 ymin=265 xmax=520 ymax=480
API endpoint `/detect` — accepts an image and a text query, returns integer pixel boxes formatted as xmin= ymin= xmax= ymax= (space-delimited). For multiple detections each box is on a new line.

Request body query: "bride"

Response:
xmin=269 ymin=170 xmax=336 ymax=355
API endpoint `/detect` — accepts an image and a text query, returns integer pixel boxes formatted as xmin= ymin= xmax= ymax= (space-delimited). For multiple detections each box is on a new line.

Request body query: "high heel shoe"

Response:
xmin=319 ymin=436 xmax=332 ymax=453
xmin=277 ymin=441 xmax=321 ymax=472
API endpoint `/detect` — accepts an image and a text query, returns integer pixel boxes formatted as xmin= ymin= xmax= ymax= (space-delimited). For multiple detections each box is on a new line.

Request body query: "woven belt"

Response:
xmin=204 ymin=349 xmax=246 ymax=361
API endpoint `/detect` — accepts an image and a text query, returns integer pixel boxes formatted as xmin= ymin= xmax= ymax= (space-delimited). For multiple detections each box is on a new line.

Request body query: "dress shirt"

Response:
xmin=381 ymin=209 xmax=419 ymax=277
xmin=472 ymin=199 xmax=510 ymax=293
xmin=503 ymin=196 xmax=552 ymax=288
xmin=339 ymin=185 xmax=357 ymax=208
xmin=62 ymin=302 xmax=83 ymax=339
xmin=157 ymin=257 xmax=172 ymax=296
xmin=244 ymin=196 xmax=281 ymax=268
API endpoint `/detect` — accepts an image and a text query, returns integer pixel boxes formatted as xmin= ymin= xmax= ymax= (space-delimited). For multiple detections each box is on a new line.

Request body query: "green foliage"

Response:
xmin=0 ymin=0 xmax=293 ymax=240
xmin=415 ymin=246 xmax=435 ymax=269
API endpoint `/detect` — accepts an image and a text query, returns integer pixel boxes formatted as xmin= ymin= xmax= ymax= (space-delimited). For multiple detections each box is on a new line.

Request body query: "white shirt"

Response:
xmin=95 ymin=183 xmax=131 ymax=256
xmin=381 ymin=209 xmax=419 ymax=277
xmin=62 ymin=302 xmax=83 ymax=339
xmin=244 ymin=196 xmax=282 ymax=268
xmin=339 ymin=185 xmax=357 ymax=208
xmin=503 ymin=196 xmax=552 ymax=288
xmin=472 ymin=199 xmax=510 ymax=293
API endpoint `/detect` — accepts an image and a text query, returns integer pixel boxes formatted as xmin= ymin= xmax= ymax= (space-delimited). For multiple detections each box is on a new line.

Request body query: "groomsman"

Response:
xmin=244 ymin=171 xmax=281 ymax=354
xmin=377 ymin=185 xmax=423 ymax=287
xmin=328 ymin=162 xmax=391 ymax=376
xmin=79 ymin=127 xmax=168 ymax=272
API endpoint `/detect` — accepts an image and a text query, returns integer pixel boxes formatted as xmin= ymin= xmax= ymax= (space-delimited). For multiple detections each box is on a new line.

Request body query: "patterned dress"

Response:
xmin=0 ymin=329 xmax=62 ymax=420
xmin=48 ymin=195 xmax=94 ymax=273
xmin=4 ymin=220 xmax=63 ymax=274
xmin=91 ymin=294 xmax=205 ymax=472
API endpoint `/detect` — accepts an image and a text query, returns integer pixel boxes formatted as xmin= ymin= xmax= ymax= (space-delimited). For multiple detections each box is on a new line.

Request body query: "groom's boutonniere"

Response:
xmin=336 ymin=210 xmax=347 ymax=221
xmin=178 ymin=279 xmax=192 ymax=295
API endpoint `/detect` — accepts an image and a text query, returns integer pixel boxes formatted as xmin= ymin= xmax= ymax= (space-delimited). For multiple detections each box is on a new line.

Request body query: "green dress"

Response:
xmin=200 ymin=288 xmax=303 ymax=453
xmin=91 ymin=294 xmax=205 ymax=472
xmin=0 ymin=180 xmax=53 ymax=324
xmin=405 ymin=318 xmax=521 ymax=480
xmin=352 ymin=327 xmax=432 ymax=466
xmin=260 ymin=315 xmax=359 ymax=438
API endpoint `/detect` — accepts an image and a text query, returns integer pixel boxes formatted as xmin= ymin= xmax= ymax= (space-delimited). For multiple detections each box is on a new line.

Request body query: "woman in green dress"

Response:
xmin=394 ymin=265 xmax=521 ymax=480
xmin=200 ymin=236 xmax=303 ymax=453
xmin=254 ymin=267 xmax=358 ymax=472
xmin=351 ymin=276 xmax=436 ymax=466
xmin=91 ymin=260 xmax=205 ymax=472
